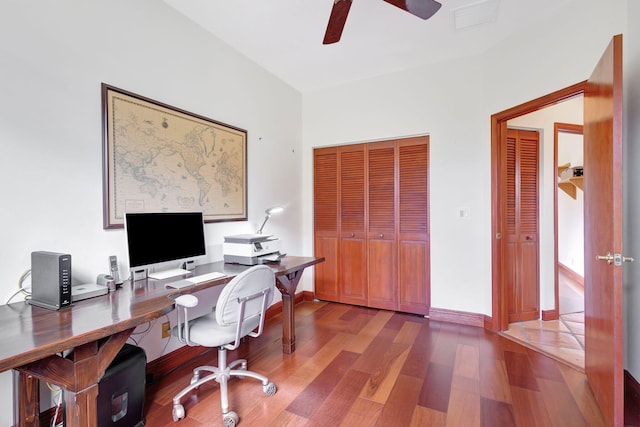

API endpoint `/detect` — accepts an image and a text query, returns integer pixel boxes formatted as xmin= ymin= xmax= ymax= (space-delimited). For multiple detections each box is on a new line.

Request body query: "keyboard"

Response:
xmin=165 ymin=271 xmax=226 ymax=289
xmin=188 ymin=271 xmax=227 ymax=284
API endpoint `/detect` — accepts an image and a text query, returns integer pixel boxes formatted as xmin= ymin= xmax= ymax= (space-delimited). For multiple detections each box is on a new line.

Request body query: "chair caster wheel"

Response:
xmin=223 ymin=411 xmax=239 ymax=426
xmin=172 ymin=404 xmax=185 ymax=422
xmin=263 ymin=382 xmax=277 ymax=396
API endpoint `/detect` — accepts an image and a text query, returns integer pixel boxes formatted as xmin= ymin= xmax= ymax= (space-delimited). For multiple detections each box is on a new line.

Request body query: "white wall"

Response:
xmin=0 ymin=1 xmax=302 ymax=423
xmin=303 ymin=0 xmax=627 ymax=316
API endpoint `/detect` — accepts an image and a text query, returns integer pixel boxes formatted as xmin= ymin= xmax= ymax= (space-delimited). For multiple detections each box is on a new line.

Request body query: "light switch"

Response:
xmin=457 ymin=207 xmax=470 ymax=219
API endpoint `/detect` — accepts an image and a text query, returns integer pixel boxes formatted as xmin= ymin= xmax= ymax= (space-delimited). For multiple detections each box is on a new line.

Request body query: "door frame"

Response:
xmin=491 ymin=81 xmax=587 ymax=331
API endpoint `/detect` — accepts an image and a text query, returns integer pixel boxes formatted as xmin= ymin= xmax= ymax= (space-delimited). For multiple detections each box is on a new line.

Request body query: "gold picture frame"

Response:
xmin=101 ymin=84 xmax=247 ymax=229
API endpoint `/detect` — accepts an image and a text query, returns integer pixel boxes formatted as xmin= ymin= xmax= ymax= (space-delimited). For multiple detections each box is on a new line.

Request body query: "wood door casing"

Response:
xmin=491 ymin=81 xmax=586 ymax=332
xmin=505 ymin=128 xmax=540 ymax=323
xmin=584 ymin=34 xmax=624 ymax=427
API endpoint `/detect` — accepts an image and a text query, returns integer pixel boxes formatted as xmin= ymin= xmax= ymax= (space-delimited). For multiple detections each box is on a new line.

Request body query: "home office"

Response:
xmin=1 ymin=0 xmax=639 ymax=426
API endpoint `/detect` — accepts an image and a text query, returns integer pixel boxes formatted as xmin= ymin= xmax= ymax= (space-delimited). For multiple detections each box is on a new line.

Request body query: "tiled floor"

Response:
xmin=503 ymin=311 xmax=585 ymax=371
xmin=503 ymin=267 xmax=585 ymax=371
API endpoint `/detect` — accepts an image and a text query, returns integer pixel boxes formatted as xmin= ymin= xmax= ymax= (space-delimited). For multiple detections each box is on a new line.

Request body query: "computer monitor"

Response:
xmin=125 ymin=212 xmax=206 ymax=279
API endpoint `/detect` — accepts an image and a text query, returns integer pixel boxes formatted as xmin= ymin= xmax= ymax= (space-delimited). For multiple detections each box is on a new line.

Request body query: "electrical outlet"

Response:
xmin=161 ymin=321 xmax=171 ymax=338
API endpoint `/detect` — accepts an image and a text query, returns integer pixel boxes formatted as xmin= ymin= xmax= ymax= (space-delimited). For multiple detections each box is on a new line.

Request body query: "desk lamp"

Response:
xmin=256 ymin=207 xmax=284 ymax=234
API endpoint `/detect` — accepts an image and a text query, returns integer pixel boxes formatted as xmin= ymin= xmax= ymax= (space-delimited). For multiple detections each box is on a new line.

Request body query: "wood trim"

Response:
xmin=146 ymin=345 xmax=211 ymax=383
xmin=558 ymin=262 xmax=584 ymax=287
xmin=483 ymin=315 xmax=494 ymax=330
xmin=428 ymin=307 xmax=485 ymax=328
xmin=300 ymin=290 xmax=316 ymax=302
xmin=542 ymin=309 xmax=559 ymax=321
xmin=491 ymin=81 xmax=587 ymax=332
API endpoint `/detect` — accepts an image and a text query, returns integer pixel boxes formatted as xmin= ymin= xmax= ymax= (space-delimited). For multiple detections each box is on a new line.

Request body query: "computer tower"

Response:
xmin=97 ymin=344 xmax=146 ymax=427
xmin=63 ymin=344 xmax=146 ymax=426
xmin=29 ymin=251 xmax=72 ymax=310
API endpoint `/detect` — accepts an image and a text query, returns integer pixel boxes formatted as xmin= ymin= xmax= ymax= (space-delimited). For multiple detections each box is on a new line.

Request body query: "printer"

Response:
xmin=223 ymin=234 xmax=284 ymax=265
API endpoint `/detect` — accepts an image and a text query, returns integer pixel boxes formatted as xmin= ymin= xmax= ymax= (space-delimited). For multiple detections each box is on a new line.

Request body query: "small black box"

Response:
xmin=97 ymin=344 xmax=147 ymax=427
xmin=64 ymin=344 xmax=146 ymax=426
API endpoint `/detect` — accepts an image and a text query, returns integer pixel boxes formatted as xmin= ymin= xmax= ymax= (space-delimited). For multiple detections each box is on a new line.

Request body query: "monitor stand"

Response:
xmin=131 ymin=268 xmax=148 ymax=282
xmin=148 ymin=268 xmax=189 ymax=280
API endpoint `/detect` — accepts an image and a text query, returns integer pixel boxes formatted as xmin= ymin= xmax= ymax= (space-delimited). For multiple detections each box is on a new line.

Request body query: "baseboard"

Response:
xmin=542 ymin=309 xmax=559 ymax=321
xmin=301 ymin=290 xmax=315 ymax=301
xmin=558 ymin=262 xmax=584 ymax=287
xmin=146 ymin=345 xmax=212 ymax=384
xmin=483 ymin=315 xmax=494 ymax=330
xmin=428 ymin=307 xmax=485 ymax=328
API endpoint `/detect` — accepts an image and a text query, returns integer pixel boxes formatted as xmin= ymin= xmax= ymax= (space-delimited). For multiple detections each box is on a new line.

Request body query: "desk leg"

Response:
xmin=17 ymin=372 xmax=39 ymax=427
xmin=276 ymin=270 xmax=304 ymax=354
xmin=63 ymin=384 xmax=99 ymax=427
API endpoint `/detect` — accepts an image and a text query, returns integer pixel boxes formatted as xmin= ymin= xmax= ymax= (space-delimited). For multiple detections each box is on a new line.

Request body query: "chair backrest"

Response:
xmin=215 ymin=265 xmax=275 ymax=328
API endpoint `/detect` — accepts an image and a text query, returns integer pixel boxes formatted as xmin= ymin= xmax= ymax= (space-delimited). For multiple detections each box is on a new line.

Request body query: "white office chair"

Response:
xmin=170 ymin=265 xmax=277 ymax=426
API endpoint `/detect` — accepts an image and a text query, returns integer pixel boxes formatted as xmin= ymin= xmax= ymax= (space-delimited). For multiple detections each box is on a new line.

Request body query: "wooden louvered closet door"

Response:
xmin=313 ymin=136 xmax=430 ymax=315
xmin=367 ymin=141 xmax=397 ymax=310
xmin=339 ymin=145 xmax=367 ymax=306
xmin=505 ymin=128 xmax=540 ymax=323
xmin=313 ymin=147 xmax=339 ymax=301
xmin=397 ymin=137 xmax=430 ymax=314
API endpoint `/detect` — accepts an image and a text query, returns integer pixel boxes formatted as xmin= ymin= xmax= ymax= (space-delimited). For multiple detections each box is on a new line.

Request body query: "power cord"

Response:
xmin=6 ymin=269 xmax=32 ymax=304
xmin=47 ymin=382 xmax=63 ymax=427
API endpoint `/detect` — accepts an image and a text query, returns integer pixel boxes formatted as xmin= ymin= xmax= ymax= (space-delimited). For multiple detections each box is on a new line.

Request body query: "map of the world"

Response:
xmin=103 ymin=86 xmax=246 ymax=228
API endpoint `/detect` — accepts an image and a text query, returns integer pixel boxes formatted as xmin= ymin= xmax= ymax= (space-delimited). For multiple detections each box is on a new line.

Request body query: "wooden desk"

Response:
xmin=0 ymin=256 xmax=322 ymax=427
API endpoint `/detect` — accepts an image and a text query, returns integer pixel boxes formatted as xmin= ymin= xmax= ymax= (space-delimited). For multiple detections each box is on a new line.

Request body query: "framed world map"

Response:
xmin=101 ymin=84 xmax=247 ymax=229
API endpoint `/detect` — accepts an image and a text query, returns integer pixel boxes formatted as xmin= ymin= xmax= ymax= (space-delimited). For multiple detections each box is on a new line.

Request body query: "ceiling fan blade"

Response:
xmin=323 ymin=0 xmax=353 ymax=45
xmin=383 ymin=0 xmax=442 ymax=20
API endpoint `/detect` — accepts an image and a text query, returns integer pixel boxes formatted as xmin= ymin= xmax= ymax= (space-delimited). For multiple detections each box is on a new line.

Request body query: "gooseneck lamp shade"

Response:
xmin=256 ymin=207 xmax=284 ymax=234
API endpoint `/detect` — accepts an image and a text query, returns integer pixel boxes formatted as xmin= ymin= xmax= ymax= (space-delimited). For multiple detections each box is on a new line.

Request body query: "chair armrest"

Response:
xmin=173 ymin=294 xmax=199 ymax=345
xmin=175 ymin=294 xmax=199 ymax=308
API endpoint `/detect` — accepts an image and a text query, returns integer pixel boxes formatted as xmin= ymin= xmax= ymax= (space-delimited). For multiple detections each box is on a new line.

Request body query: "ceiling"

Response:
xmin=164 ymin=0 xmax=573 ymax=93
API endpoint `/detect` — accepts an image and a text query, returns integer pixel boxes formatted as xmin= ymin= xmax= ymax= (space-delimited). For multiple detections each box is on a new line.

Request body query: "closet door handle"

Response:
xmin=350 ymin=232 xmax=355 ymax=238
xmin=378 ymin=233 xmax=384 ymax=238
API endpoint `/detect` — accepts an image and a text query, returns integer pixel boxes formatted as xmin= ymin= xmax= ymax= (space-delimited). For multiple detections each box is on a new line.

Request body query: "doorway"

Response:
xmin=493 ymin=35 xmax=625 ymax=425
xmin=494 ymin=96 xmax=586 ymax=370
xmin=491 ymin=82 xmax=586 ymax=333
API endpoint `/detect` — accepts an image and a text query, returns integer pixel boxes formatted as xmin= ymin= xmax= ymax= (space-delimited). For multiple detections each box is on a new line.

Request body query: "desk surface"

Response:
xmin=0 ymin=256 xmax=320 ymax=373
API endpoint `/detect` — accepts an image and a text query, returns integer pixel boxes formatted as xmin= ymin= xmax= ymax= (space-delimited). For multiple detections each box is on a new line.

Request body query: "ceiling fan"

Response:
xmin=323 ymin=0 xmax=442 ymax=44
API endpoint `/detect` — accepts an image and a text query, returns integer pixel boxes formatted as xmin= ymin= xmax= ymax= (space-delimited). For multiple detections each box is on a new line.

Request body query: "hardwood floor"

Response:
xmin=143 ymin=301 xmax=606 ymax=426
